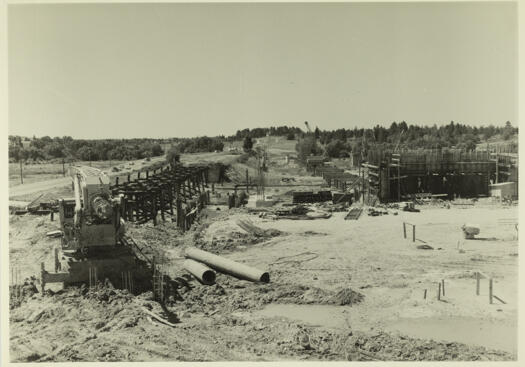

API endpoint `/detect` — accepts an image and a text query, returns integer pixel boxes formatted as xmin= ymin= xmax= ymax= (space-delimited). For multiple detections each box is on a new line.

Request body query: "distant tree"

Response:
xmin=45 ymin=142 xmax=65 ymax=159
xmin=503 ymin=121 xmax=515 ymax=140
xmin=314 ymin=127 xmax=320 ymax=140
xmin=243 ymin=136 xmax=254 ymax=152
xmin=286 ymin=132 xmax=295 ymax=140
xmin=26 ymin=146 xmax=45 ymax=161
xmin=8 ymin=144 xmax=22 ymax=162
xmin=325 ymin=140 xmax=350 ymax=158
xmin=295 ymin=137 xmax=322 ymax=161
xmin=76 ymin=146 xmax=97 ymax=161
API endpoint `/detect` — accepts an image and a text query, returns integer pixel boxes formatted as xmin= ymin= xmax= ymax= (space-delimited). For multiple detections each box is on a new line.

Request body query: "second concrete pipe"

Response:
xmin=185 ymin=247 xmax=270 ymax=283
xmin=183 ymin=259 xmax=216 ymax=285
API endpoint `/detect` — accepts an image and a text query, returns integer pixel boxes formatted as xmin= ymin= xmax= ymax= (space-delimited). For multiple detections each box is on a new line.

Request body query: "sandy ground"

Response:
xmin=9 ymin=199 xmax=518 ymax=361
xmin=8 ymin=144 xmax=519 ymax=362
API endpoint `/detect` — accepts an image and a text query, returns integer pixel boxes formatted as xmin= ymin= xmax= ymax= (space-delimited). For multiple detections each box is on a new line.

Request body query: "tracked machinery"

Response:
xmin=41 ymin=166 xmax=151 ymax=292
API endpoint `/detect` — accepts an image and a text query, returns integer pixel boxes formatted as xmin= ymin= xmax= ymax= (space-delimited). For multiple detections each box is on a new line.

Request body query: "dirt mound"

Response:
xmin=194 ymin=212 xmax=285 ymax=253
xmin=9 ymin=285 xmax=176 ymax=362
xmin=9 ymin=281 xmax=513 ymax=362
xmin=10 ymin=278 xmax=39 ymax=309
xmin=277 ymin=325 xmax=513 ymax=361
xmin=327 ymin=288 xmax=364 ymax=306
xmin=169 ymin=274 xmax=364 ymax=316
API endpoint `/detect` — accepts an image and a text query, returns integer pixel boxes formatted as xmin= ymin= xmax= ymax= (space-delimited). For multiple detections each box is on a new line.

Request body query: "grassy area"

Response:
xmin=9 ymin=160 xmax=128 ymax=187
xmin=8 ymin=137 xmax=298 ymax=188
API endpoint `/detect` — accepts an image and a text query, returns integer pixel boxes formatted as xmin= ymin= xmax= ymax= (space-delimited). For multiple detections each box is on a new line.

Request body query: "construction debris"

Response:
xmin=292 ymin=191 xmax=332 ymax=204
xmin=345 ymin=207 xmax=363 ymax=220
xmin=462 ymin=224 xmax=481 ymax=239
xmin=45 ymin=230 xmax=62 ymax=238
xmin=236 ymin=219 xmax=281 ymax=237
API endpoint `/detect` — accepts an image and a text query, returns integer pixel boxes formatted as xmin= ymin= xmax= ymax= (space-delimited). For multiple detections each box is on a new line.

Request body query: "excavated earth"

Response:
xmin=8 ymin=151 xmax=519 ymax=362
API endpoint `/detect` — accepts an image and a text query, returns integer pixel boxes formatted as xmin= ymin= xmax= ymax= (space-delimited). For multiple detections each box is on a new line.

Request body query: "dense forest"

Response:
xmin=8 ymin=121 xmax=518 ymax=163
xmin=7 ymin=135 xmax=225 ymax=163
xmin=229 ymin=121 xmax=518 ymax=159
xmin=8 ymin=136 xmax=165 ymax=162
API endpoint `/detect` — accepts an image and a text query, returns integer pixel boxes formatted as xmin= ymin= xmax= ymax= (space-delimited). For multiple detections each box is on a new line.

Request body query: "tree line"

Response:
xmin=9 ymin=120 xmax=517 ymax=163
xmin=8 ymin=136 xmax=165 ymax=163
xmin=296 ymin=121 xmax=518 ymax=159
xmin=228 ymin=126 xmax=303 ymax=141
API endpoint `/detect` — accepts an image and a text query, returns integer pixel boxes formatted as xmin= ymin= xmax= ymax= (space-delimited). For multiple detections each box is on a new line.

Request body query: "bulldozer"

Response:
xmin=41 ymin=166 xmax=147 ymax=291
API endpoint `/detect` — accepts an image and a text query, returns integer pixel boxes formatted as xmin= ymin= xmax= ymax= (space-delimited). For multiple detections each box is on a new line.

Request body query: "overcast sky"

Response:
xmin=8 ymin=2 xmax=517 ymax=139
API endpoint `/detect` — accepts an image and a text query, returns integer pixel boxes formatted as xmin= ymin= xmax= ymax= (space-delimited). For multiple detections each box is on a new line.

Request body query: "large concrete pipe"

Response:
xmin=183 ymin=259 xmax=216 ymax=285
xmin=184 ymin=247 xmax=270 ymax=283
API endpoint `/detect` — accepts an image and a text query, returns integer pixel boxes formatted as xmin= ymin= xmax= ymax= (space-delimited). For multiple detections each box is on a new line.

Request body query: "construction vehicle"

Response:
xmin=41 ymin=166 xmax=148 ymax=291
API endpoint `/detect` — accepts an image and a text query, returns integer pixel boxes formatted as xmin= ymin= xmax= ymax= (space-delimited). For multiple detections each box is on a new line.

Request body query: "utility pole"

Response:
xmin=19 ymin=158 xmax=23 ymax=184
xmin=62 ymin=158 xmax=66 ymax=177
xmin=246 ymin=168 xmax=249 ymax=194
xmin=398 ymin=162 xmax=401 ymax=201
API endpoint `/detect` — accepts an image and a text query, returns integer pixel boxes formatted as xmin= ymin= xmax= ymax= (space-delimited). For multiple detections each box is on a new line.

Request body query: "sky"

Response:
xmin=7 ymin=2 xmax=517 ymax=139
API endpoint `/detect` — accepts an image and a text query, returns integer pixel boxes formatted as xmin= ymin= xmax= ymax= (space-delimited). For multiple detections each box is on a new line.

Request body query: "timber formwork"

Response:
xmin=314 ymin=165 xmax=361 ymax=193
xmin=111 ymin=164 xmax=210 ymax=231
xmin=490 ymin=153 xmax=518 ymax=184
xmin=363 ymin=149 xmax=497 ymax=202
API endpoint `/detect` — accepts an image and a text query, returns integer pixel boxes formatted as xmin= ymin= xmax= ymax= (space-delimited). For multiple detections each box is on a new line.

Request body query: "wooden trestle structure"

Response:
xmin=111 ymin=163 xmax=211 ymax=231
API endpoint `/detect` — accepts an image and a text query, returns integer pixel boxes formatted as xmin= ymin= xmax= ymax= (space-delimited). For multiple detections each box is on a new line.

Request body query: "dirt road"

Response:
xmin=8 ymin=145 xmax=518 ymax=362
xmin=9 ymin=177 xmax=71 ymax=199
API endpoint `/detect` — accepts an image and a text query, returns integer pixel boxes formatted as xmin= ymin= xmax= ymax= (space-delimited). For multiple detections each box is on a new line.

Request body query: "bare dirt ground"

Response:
xmin=8 ymin=144 xmax=518 ymax=362
xmin=9 ymin=156 xmax=166 ymax=200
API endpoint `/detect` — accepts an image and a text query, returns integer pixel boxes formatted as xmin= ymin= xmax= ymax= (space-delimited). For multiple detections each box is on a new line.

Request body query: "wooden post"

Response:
xmin=412 ymin=225 xmax=416 ymax=242
xmin=168 ymin=189 xmax=174 ymax=216
xmin=397 ymin=162 xmax=401 ymax=201
xmin=424 ymin=289 xmax=427 ymax=299
xmin=40 ymin=262 xmax=45 ymax=295
xmin=246 ymin=168 xmax=249 ymax=194
xmin=495 ymin=154 xmax=499 ymax=184
xmin=127 ymin=200 xmax=134 ymax=222
xmin=437 ymin=282 xmax=441 ymax=301
xmin=476 ymin=272 xmax=480 ymax=295
xmin=152 ymin=193 xmax=157 ymax=226
xmin=441 ymin=279 xmax=445 ymax=296
xmin=403 ymin=222 xmax=407 ymax=239
xmin=160 ymin=190 xmax=165 ymax=222
xmin=176 ymin=197 xmax=182 ymax=228
xmin=19 ymin=159 xmax=23 ymax=184
xmin=54 ymin=247 xmax=59 ymax=272
xmin=50 ymin=211 xmax=54 ymax=221
xmin=489 ymin=278 xmax=493 ymax=304
xmin=62 ymin=158 xmax=65 ymax=177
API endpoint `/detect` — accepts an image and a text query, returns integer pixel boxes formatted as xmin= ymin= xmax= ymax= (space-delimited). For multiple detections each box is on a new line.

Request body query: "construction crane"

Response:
xmin=394 ymin=130 xmax=405 ymax=152
xmin=304 ymin=121 xmax=313 ymax=133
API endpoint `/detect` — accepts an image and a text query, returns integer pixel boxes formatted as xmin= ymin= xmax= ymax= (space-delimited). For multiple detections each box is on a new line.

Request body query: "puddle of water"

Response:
xmin=385 ymin=317 xmax=517 ymax=354
xmin=254 ymin=304 xmax=517 ymax=354
xmin=254 ymin=304 xmax=351 ymax=329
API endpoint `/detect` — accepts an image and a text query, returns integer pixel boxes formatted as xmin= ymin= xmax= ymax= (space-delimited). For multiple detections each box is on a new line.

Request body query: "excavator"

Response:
xmin=41 ymin=166 xmax=148 ymax=291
